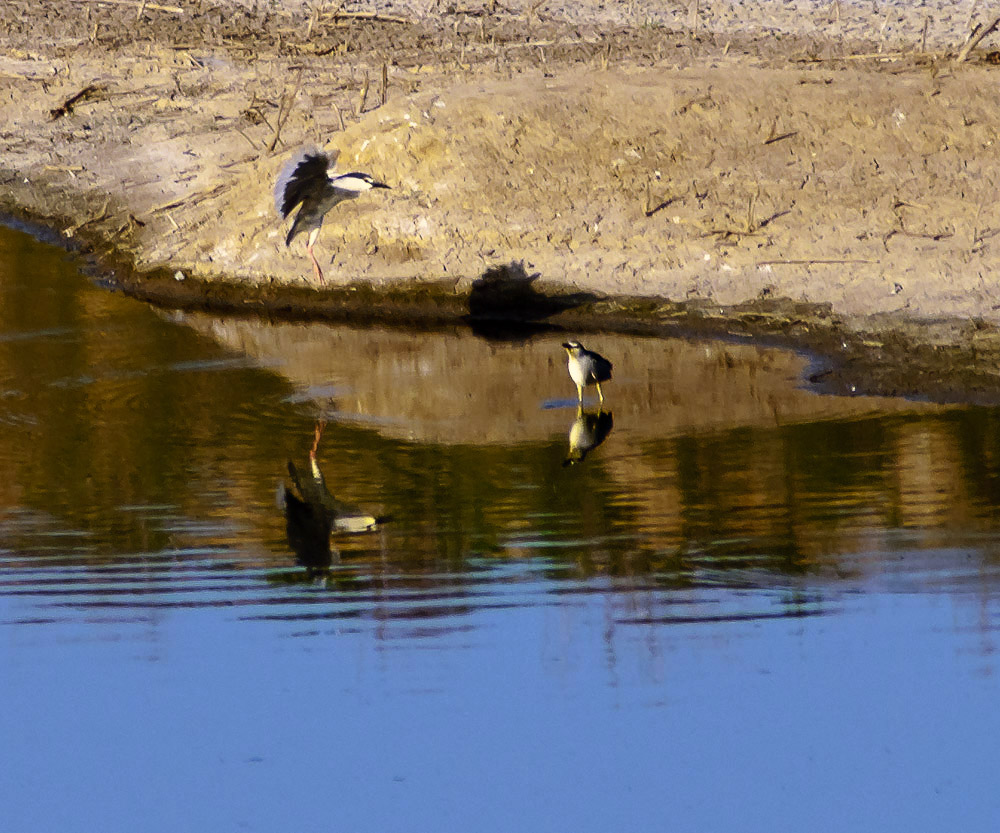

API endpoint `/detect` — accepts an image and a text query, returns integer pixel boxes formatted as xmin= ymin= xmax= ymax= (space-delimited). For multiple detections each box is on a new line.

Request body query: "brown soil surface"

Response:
xmin=4 ymin=1 xmax=1000 ymax=400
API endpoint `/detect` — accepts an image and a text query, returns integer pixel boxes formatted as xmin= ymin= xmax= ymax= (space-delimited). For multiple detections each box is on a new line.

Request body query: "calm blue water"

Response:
xmin=2 ymin=223 xmax=1000 ymax=833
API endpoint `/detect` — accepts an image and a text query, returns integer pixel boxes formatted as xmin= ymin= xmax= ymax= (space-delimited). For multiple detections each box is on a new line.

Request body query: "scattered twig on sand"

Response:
xmin=43 ymin=165 xmax=84 ymax=178
xmin=150 ymin=184 xmax=225 ymax=214
xmin=764 ymin=120 xmax=797 ymax=145
xmin=882 ymin=228 xmax=954 ymax=250
xmin=268 ymin=68 xmax=303 ymax=153
xmin=322 ymin=10 xmax=409 ymax=25
xmin=956 ymin=15 xmax=1000 ymax=62
xmin=764 ymin=131 xmax=797 ymax=145
xmin=744 ymin=191 xmax=757 ymax=234
xmin=644 ymin=180 xmax=678 ymax=218
xmin=0 ymin=67 xmax=51 ymax=82
xmin=305 ymin=2 xmax=332 ymax=39
xmin=49 ymin=84 xmax=106 ymax=119
xmin=73 ymin=0 xmax=184 ymax=13
xmin=356 ymin=72 xmax=370 ymax=116
xmin=701 ymin=205 xmax=792 ymax=240
xmin=599 ymin=42 xmax=611 ymax=70
xmin=971 ymin=201 xmax=984 ymax=252
xmin=114 ymin=214 xmax=146 ymax=237
xmin=235 ymin=127 xmax=259 ymax=151
xmin=793 ymin=52 xmax=907 ymax=63
xmin=379 ymin=62 xmax=388 ymax=107
xmin=63 ymin=198 xmax=111 ymax=238
xmin=756 ymin=258 xmax=878 ymax=267
xmin=966 ymin=0 xmax=981 ymax=32
xmin=878 ymin=9 xmax=894 ymax=54
xmin=525 ymin=0 xmax=547 ymax=24
xmin=644 ymin=197 xmax=678 ymax=218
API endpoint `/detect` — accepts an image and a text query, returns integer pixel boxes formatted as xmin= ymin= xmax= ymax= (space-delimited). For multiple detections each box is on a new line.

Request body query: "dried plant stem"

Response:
xmin=756 ymin=258 xmax=877 ymax=266
xmin=75 ymin=0 xmax=184 ymax=13
xmin=267 ymin=68 xmax=303 ymax=153
xmin=957 ymin=14 xmax=1000 ymax=61
xmin=357 ymin=72 xmax=370 ymax=116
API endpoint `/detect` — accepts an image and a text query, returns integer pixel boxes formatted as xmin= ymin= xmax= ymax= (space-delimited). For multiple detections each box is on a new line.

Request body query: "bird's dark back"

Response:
xmin=593 ymin=354 xmax=613 ymax=382
xmin=284 ymin=183 xmax=357 ymax=246
xmin=275 ymin=151 xmax=330 ymax=218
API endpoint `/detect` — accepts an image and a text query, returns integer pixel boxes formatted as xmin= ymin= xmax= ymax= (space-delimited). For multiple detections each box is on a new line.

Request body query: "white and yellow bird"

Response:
xmin=562 ymin=341 xmax=613 ymax=404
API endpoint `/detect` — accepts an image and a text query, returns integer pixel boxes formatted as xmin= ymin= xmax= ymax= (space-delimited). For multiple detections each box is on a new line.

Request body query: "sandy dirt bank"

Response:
xmin=4 ymin=1 xmax=1000 ymax=398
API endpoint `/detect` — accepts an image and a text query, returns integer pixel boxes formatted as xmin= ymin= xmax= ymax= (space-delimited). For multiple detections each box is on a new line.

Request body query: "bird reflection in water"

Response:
xmin=563 ymin=407 xmax=614 ymax=466
xmin=279 ymin=421 xmax=385 ymax=571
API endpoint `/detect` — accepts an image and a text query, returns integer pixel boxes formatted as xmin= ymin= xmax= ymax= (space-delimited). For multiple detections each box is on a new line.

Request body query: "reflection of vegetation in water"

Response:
xmin=3 ymin=225 xmax=1000 ymax=601
xmin=0 ymin=228 xmax=296 ymax=558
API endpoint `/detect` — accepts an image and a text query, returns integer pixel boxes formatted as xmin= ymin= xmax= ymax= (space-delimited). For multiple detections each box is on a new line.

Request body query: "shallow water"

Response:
xmin=2 ymin=223 xmax=1000 ymax=832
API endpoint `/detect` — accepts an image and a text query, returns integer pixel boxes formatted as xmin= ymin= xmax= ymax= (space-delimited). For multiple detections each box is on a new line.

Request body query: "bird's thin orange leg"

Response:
xmin=310 ymin=420 xmax=326 ymax=462
xmin=306 ymin=242 xmax=325 ymax=285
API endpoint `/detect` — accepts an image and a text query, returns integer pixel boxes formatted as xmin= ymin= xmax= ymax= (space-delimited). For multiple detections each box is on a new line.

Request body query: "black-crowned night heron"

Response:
xmin=285 ymin=456 xmax=381 ymax=534
xmin=279 ymin=422 xmax=384 ymax=569
xmin=562 ymin=340 xmax=613 ymax=403
xmin=274 ymin=147 xmax=389 ymax=284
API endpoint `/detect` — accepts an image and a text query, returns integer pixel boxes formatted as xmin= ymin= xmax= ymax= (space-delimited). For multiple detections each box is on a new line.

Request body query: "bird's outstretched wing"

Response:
xmin=274 ymin=147 xmax=341 ymax=218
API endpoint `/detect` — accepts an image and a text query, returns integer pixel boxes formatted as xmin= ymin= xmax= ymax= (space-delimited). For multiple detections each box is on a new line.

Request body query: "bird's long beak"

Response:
xmin=372 ymin=181 xmax=390 ymax=189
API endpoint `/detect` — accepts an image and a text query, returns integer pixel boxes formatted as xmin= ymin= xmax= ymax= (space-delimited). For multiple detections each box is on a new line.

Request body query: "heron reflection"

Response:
xmin=563 ymin=407 xmax=614 ymax=466
xmin=279 ymin=422 xmax=385 ymax=570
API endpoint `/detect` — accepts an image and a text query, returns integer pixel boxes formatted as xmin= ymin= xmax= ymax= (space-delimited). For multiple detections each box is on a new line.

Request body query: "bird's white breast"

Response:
xmin=567 ymin=356 xmax=589 ymax=386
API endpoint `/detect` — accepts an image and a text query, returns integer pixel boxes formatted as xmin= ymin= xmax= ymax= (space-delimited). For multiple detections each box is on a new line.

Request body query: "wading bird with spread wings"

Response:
xmin=274 ymin=147 xmax=389 ymax=284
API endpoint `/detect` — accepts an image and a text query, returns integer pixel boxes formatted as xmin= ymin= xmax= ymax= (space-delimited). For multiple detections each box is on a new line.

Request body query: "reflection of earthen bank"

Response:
xmin=592 ymin=413 xmax=999 ymax=588
xmin=891 ymin=419 xmax=969 ymax=530
xmin=177 ymin=313 xmax=935 ymax=446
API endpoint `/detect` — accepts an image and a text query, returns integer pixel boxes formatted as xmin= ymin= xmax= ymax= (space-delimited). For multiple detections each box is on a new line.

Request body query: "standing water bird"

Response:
xmin=562 ymin=340 xmax=613 ymax=403
xmin=274 ymin=147 xmax=389 ymax=284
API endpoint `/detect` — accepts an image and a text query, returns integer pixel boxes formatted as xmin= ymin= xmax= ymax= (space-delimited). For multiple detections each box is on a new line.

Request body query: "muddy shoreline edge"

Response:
xmin=7 ymin=195 xmax=1000 ymax=409
xmin=6 ymin=1 xmax=1000 ymax=405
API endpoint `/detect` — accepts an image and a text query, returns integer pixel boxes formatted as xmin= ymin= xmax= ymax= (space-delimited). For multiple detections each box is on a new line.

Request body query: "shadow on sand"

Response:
xmin=465 ymin=261 xmax=599 ymax=344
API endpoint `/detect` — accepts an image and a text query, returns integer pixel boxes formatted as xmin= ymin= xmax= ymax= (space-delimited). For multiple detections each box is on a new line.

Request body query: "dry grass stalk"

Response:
xmin=50 ymin=84 xmax=105 ymax=120
xmin=357 ymin=72 xmax=370 ymax=116
xmin=76 ymin=0 xmax=184 ymax=12
xmin=956 ymin=15 xmax=1000 ymax=62
xmin=151 ymin=184 xmax=225 ymax=214
xmin=756 ymin=258 xmax=877 ymax=266
xmin=268 ymin=68 xmax=303 ymax=153
xmin=63 ymin=197 xmax=111 ymax=237
xmin=325 ymin=11 xmax=408 ymax=25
